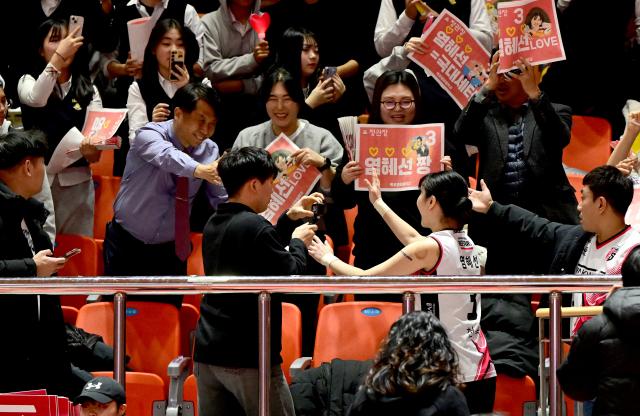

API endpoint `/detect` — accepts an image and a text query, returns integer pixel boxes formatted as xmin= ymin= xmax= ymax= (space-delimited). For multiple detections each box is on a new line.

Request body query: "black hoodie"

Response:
xmin=557 ymin=287 xmax=640 ymax=415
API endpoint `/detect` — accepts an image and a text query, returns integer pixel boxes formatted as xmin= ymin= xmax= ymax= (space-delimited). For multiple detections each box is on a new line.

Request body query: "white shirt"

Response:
xmin=126 ymin=73 xmax=211 ymax=143
xmin=17 ymin=64 xmax=103 ymax=186
xmin=41 ymin=0 xmax=61 ymax=17
xmin=103 ymin=0 xmax=205 ymax=76
xmin=374 ymin=0 xmax=493 ymax=58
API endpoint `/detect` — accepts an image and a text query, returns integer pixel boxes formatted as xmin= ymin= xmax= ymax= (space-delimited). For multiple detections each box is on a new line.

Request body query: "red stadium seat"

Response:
xmin=91 ymin=149 xmax=115 ymax=177
xmin=91 ymin=372 xmax=165 ymax=416
xmin=187 ymin=233 xmax=204 ymax=276
xmin=281 ymin=303 xmax=302 ymax=384
xmin=494 ymin=374 xmax=537 ymax=416
xmin=183 ymin=295 xmax=203 ymax=313
xmin=180 ymin=303 xmax=200 ymax=361
xmin=54 ymin=234 xmax=99 ymax=276
xmin=183 ymin=375 xmax=198 ymax=416
xmin=311 ymin=302 xmax=402 ymax=368
xmin=62 ymin=306 xmax=79 ymax=326
xmin=95 ymin=239 xmax=105 ymax=276
xmin=77 ymin=301 xmax=181 ymax=395
xmin=566 ymin=174 xmax=584 ymax=203
xmin=563 ymin=116 xmax=611 ymax=172
xmin=93 ymin=175 xmax=121 ymax=240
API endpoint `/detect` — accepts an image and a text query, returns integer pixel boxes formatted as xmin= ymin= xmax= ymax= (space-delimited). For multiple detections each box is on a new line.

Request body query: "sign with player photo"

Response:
xmin=408 ymin=9 xmax=491 ymax=109
xmin=261 ymin=134 xmax=322 ymax=225
xmin=497 ymin=0 xmax=565 ymax=72
xmin=82 ymin=108 xmax=128 ymax=140
xmin=354 ymin=124 xmax=444 ymax=192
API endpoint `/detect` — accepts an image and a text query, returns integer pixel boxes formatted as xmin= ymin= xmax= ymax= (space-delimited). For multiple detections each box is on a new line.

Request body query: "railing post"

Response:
xmin=402 ymin=292 xmax=415 ymax=314
xmin=258 ymin=292 xmax=271 ymax=416
xmin=113 ymin=292 xmax=127 ymax=390
xmin=549 ymin=292 xmax=562 ymax=416
xmin=539 ymin=316 xmax=547 ymax=416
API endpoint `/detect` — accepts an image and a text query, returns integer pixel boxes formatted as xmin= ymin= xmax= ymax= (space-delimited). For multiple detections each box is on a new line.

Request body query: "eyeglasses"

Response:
xmin=380 ymin=99 xmax=414 ymax=110
xmin=0 ymin=99 xmax=12 ymax=109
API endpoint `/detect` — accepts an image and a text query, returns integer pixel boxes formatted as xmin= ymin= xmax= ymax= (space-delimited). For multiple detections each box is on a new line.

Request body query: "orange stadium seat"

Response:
xmin=494 ymin=374 xmax=537 ymax=416
xmin=566 ymin=174 xmax=584 ymax=203
xmin=91 ymin=149 xmax=115 ymax=177
xmin=311 ymin=302 xmax=402 ymax=368
xmin=95 ymin=239 xmax=105 ymax=276
xmin=62 ymin=306 xmax=79 ymax=326
xmin=563 ymin=116 xmax=611 ymax=173
xmin=91 ymin=372 xmax=165 ymax=416
xmin=183 ymin=294 xmax=203 ymax=312
xmin=336 ymin=206 xmax=357 ymax=265
xmin=187 ymin=233 xmax=204 ymax=276
xmin=282 ymin=302 xmax=302 ymax=384
xmin=93 ymin=175 xmax=121 ymax=240
xmin=54 ymin=234 xmax=99 ymax=276
xmin=180 ymin=303 xmax=200 ymax=361
xmin=183 ymin=375 xmax=198 ymax=416
xmin=76 ymin=301 xmax=181 ymax=395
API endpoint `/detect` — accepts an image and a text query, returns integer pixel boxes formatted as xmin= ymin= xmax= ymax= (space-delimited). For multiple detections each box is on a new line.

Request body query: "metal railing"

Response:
xmin=0 ymin=275 xmax=620 ymax=416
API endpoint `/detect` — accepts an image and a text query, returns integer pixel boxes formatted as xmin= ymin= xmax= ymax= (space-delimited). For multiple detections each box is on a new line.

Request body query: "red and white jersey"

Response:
xmin=418 ymin=229 xmax=496 ymax=383
xmin=571 ymin=226 xmax=640 ymax=336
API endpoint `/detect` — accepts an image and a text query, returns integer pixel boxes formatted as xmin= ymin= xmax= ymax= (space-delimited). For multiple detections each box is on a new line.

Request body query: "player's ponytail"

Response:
xmin=419 ymin=171 xmax=473 ymax=225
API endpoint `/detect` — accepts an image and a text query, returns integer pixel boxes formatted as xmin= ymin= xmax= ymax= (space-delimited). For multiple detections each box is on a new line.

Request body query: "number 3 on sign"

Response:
xmin=514 ymin=8 xmax=524 ymax=24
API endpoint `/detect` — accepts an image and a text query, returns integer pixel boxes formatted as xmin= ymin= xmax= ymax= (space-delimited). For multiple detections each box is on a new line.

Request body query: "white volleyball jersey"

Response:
xmin=417 ymin=229 xmax=496 ymax=383
xmin=571 ymin=226 xmax=640 ymax=336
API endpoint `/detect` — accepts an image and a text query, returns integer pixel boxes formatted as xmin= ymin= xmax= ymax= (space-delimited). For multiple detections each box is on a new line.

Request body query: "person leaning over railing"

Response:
xmin=468 ymin=165 xmax=640 ymax=340
xmin=557 ymin=245 xmax=640 ymax=416
xmin=0 ymin=130 xmax=78 ymax=396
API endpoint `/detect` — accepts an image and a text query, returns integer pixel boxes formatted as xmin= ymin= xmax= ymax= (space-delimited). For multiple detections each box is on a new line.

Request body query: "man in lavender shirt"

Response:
xmin=103 ymin=84 xmax=227 ymax=308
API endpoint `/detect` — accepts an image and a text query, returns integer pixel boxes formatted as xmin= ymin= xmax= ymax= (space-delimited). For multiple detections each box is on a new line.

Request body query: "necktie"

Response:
xmin=175 ymin=156 xmax=191 ymax=262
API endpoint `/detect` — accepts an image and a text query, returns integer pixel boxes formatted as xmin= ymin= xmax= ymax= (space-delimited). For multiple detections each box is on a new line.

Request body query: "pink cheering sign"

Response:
xmin=408 ymin=10 xmax=491 ymax=109
xmin=250 ymin=13 xmax=270 ymax=39
xmin=354 ymin=124 xmax=444 ymax=192
xmin=497 ymin=0 xmax=565 ymax=72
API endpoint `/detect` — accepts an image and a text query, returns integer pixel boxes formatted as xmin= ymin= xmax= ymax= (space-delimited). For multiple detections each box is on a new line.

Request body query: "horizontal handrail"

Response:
xmin=0 ymin=275 xmax=623 ymax=295
xmin=536 ymin=306 xmax=603 ymax=318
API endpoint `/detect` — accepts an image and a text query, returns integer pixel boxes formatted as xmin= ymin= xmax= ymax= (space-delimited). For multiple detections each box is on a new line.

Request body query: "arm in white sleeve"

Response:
xmin=374 ymin=0 xmax=416 ymax=58
xmin=184 ymin=5 xmax=206 ymax=68
xmin=18 ymin=64 xmax=60 ymax=107
xmin=363 ymin=46 xmax=412 ymax=103
xmin=101 ymin=41 xmax=121 ymax=79
xmin=88 ymin=85 xmax=103 ymax=109
xmin=32 ymin=172 xmax=56 ymax=246
xmin=469 ymin=0 xmax=494 ymax=53
xmin=126 ymin=81 xmax=149 ymax=144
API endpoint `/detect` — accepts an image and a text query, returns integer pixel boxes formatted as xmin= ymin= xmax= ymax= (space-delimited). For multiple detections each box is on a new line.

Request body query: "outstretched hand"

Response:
xmin=288 ymin=192 xmax=324 ymax=221
xmin=468 ymin=179 xmax=493 ymax=213
xmin=364 ymin=168 xmax=382 ymax=205
xmin=308 ymin=235 xmax=334 ymax=264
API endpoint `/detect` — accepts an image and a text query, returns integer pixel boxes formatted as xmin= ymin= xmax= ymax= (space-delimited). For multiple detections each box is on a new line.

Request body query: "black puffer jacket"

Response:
xmin=289 ymin=359 xmax=372 ymax=416
xmin=557 ymin=287 xmax=640 ymax=415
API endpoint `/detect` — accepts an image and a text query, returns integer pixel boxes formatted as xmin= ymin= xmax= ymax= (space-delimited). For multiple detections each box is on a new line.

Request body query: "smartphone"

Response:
xmin=309 ymin=202 xmax=326 ymax=225
xmin=324 ymin=66 xmax=337 ymax=90
xmin=61 ymin=248 xmax=82 ymax=259
xmin=69 ymin=15 xmax=84 ymax=38
xmin=170 ymin=49 xmax=185 ymax=81
xmin=505 ymin=68 xmax=523 ymax=79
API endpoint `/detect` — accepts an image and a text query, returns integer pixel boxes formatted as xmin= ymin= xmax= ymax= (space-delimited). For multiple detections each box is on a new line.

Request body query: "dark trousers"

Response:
xmin=464 ymin=376 xmax=497 ymax=414
xmin=103 ymin=220 xmax=184 ymax=310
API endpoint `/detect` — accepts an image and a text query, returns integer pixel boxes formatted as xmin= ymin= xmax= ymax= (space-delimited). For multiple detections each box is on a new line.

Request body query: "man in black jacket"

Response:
xmin=0 ymin=130 xmax=75 ymax=395
xmin=557 ymin=245 xmax=640 ymax=416
xmin=194 ymin=146 xmax=321 ymax=416
xmin=469 ymin=166 xmax=640 ymax=334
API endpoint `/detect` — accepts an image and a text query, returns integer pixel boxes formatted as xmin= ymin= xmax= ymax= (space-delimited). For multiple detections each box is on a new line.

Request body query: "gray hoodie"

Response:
xmin=201 ymin=0 xmax=263 ymax=95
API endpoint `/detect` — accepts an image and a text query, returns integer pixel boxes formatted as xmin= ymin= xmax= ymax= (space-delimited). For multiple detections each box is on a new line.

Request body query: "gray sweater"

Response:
xmin=201 ymin=0 xmax=262 ymax=94
xmin=233 ymin=119 xmax=344 ymax=197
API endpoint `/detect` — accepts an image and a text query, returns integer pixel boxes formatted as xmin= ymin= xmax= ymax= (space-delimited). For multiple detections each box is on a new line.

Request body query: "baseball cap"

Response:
xmin=73 ymin=377 xmax=126 ymax=405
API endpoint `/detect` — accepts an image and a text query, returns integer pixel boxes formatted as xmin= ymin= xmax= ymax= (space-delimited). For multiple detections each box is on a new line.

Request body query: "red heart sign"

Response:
xmin=250 ymin=13 xmax=271 ymax=39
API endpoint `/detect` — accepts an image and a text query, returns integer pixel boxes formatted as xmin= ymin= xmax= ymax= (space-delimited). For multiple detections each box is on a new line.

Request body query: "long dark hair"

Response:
xmin=369 ymin=70 xmax=422 ymax=125
xmin=365 ymin=311 xmax=462 ymax=396
xmin=419 ymin=171 xmax=473 ymax=225
xmin=275 ymin=27 xmax=319 ymax=85
xmin=31 ymin=19 xmax=95 ymax=105
xmin=141 ymin=19 xmax=199 ymax=81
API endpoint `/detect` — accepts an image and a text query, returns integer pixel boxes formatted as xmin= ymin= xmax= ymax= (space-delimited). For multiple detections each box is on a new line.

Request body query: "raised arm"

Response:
xmin=309 ymin=235 xmax=440 ymax=276
xmin=608 ymin=110 xmax=640 ymax=174
xmin=365 ymin=168 xmax=425 ymax=246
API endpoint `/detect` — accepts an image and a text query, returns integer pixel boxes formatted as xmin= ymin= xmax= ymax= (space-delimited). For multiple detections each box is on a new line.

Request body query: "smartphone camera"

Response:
xmin=310 ymin=202 xmax=326 ymax=225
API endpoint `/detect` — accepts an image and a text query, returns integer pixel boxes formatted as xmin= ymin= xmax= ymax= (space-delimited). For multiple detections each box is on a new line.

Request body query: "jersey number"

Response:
xmin=467 ymin=294 xmax=478 ymax=321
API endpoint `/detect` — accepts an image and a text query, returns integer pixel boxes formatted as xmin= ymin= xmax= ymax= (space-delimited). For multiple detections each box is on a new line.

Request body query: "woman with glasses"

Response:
xmin=331 ymin=69 xmax=469 ymax=279
xmin=18 ymin=19 xmax=102 ymax=237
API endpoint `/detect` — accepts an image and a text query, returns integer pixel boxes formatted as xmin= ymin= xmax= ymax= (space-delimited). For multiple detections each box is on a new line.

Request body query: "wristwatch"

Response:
xmin=318 ymin=156 xmax=331 ymax=172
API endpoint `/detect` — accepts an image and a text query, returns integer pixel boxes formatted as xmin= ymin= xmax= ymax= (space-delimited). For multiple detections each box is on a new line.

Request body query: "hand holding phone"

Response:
xmin=309 ymin=202 xmax=326 ymax=225
xmin=61 ymin=248 xmax=82 ymax=259
xmin=170 ymin=49 xmax=185 ymax=81
xmin=69 ymin=16 xmax=84 ymax=38
xmin=324 ymin=67 xmax=337 ymax=90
